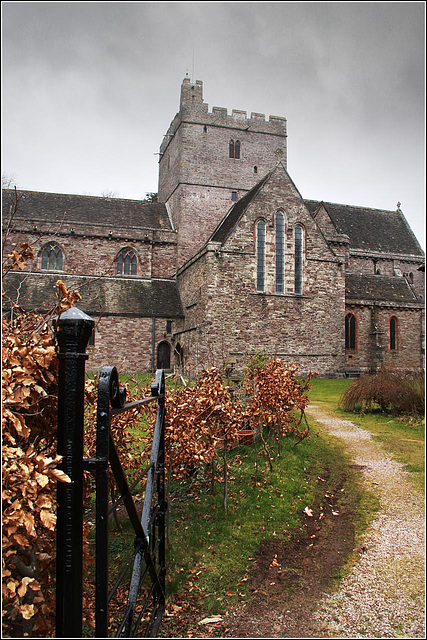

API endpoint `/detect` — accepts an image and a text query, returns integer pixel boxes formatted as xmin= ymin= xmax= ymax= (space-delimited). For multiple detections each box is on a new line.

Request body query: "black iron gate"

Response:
xmin=55 ymin=307 xmax=166 ymax=637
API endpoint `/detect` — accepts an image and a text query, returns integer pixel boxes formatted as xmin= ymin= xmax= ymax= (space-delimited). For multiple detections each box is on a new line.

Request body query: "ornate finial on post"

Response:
xmin=54 ymin=307 xmax=94 ymax=638
xmin=54 ymin=306 xmax=95 ymax=353
xmin=396 ymin=201 xmax=401 ymax=211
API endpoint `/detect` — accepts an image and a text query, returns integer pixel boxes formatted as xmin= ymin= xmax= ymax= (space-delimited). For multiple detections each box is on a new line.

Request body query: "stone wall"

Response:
xmin=159 ymin=78 xmax=287 ymax=264
xmin=87 ymin=315 xmax=182 ymax=373
xmin=345 ymin=303 xmax=424 ymax=373
xmin=4 ymin=230 xmax=177 ymax=279
xmin=175 ymin=165 xmax=347 ymax=376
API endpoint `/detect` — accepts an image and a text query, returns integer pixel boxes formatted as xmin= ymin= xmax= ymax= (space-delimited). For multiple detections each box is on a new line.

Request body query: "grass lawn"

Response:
xmin=158 ymin=422 xmax=369 ymax=632
xmin=93 ymin=373 xmax=422 ymax=636
xmin=308 ymin=377 xmax=425 ymax=492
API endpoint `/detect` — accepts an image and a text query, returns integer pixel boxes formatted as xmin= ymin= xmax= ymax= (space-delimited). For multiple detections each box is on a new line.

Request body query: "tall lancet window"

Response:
xmin=345 ymin=313 xmax=357 ymax=350
xmin=256 ymin=220 xmax=266 ymax=292
xmin=389 ymin=316 xmax=399 ymax=351
xmin=275 ymin=212 xmax=285 ymax=293
xmin=294 ymin=224 xmax=303 ymax=295
xmin=229 ymin=140 xmax=235 ymax=158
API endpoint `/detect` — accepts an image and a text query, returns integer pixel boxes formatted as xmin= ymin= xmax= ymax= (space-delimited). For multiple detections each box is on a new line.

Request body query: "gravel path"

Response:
xmin=306 ymin=404 xmax=425 ymax=639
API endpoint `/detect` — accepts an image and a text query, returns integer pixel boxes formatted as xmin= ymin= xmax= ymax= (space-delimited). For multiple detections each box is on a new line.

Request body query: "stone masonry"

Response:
xmin=2 ymin=77 xmax=425 ymax=376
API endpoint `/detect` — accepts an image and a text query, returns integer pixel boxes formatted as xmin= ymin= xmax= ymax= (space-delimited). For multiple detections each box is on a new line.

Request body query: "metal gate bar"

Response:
xmin=55 ymin=308 xmax=166 ymax=638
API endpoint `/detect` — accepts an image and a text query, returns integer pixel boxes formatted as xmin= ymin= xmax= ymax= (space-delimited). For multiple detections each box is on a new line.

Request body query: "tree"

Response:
xmin=100 ymin=189 xmax=119 ymax=198
xmin=2 ymin=172 xmax=17 ymax=189
xmin=142 ymin=192 xmax=158 ymax=203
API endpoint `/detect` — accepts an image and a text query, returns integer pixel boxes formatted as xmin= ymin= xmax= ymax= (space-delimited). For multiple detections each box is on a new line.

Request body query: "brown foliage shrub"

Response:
xmin=161 ymin=367 xmax=243 ymax=479
xmin=2 ymin=259 xmax=94 ymax=636
xmin=243 ymin=357 xmax=314 ymax=439
xmin=340 ymin=368 xmax=425 ymax=415
xmin=2 ymin=310 xmax=64 ymax=637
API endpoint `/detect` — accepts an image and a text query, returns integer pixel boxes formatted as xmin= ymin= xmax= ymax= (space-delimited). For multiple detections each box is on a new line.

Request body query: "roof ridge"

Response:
xmin=304 ymin=198 xmax=396 ymax=215
xmin=2 ymin=188 xmax=159 ymax=205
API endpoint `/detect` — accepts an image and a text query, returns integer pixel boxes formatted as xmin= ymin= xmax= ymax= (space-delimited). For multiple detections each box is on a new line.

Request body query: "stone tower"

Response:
xmin=158 ymin=78 xmax=287 ymax=264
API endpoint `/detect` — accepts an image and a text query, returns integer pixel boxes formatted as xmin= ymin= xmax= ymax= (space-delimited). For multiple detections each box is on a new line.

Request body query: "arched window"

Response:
xmin=389 ymin=316 xmax=398 ymax=351
xmin=229 ymin=139 xmax=240 ymax=159
xmin=294 ymin=224 xmax=303 ymax=295
xmin=40 ymin=243 xmax=63 ymax=271
xmin=116 ymin=248 xmax=137 ymax=276
xmin=157 ymin=341 xmax=171 ymax=370
xmin=275 ymin=212 xmax=285 ymax=293
xmin=256 ymin=220 xmax=266 ymax=292
xmin=345 ymin=313 xmax=357 ymax=350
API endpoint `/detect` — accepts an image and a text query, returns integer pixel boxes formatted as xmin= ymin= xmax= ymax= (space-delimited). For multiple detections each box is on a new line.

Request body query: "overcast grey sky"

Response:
xmin=2 ymin=1 xmax=425 ymax=249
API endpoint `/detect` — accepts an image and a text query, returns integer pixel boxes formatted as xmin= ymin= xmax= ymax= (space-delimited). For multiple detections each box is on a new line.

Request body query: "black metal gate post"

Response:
xmin=55 ymin=307 xmax=94 ymax=638
xmin=154 ymin=370 xmax=166 ymax=620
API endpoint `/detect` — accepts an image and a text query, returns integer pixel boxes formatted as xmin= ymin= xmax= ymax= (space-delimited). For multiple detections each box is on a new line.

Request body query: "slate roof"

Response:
xmin=2 ymin=190 xmax=172 ymax=232
xmin=345 ymin=273 xmax=420 ymax=304
xmin=305 ymin=200 xmax=423 ymax=257
xmin=3 ymin=272 xmax=184 ymax=318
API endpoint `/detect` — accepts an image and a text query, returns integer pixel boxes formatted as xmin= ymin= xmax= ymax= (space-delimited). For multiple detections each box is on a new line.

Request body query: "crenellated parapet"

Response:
xmin=159 ymin=78 xmax=286 ymax=156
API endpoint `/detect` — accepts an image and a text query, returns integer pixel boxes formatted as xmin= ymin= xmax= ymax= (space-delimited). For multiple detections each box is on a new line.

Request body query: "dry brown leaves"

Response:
xmin=3 ymin=242 xmax=35 ymax=274
xmin=243 ymin=358 xmax=315 ymax=440
xmin=160 ymin=368 xmax=244 ymax=479
xmin=2 ymin=310 xmax=64 ymax=636
xmin=2 ymin=272 xmax=87 ymax=637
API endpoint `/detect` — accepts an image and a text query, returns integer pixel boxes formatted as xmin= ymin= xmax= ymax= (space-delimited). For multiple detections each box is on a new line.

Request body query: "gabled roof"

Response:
xmin=3 ymin=272 xmax=184 ymax=318
xmin=2 ymin=190 xmax=173 ymax=232
xmin=210 ymin=170 xmax=273 ymax=243
xmin=305 ymin=200 xmax=423 ymax=257
xmin=346 ymin=273 xmax=420 ymax=304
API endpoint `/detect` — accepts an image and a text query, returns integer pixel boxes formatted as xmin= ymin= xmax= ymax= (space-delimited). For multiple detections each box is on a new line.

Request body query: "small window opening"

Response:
xmin=254 ymin=166 xmax=258 ymax=174
xmin=203 ymin=125 xmax=207 ymax=133
xmin=166 ymin=320 xmax=172 ymax=334
xmin=231 ymin=191 xmax=237 ymax=202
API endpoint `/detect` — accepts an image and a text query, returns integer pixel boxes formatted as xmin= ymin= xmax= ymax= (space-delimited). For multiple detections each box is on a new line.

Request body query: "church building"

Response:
xmin=3 ymin=78 xmax=425 ymax=377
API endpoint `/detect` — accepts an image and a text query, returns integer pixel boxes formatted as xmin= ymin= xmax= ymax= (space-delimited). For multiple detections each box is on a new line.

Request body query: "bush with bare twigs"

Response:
xmin=340 ymin=368 xmax=425 ymax=416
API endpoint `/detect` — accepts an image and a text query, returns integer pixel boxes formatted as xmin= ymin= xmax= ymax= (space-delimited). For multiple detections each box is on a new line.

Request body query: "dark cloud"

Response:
xmin=2 ymin=1 xmax=425 ymax=247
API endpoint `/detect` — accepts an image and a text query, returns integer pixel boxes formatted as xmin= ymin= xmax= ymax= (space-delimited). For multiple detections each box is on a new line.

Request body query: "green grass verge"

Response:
xmin=308 ymin=377 xmax=425 ymax=492
xmin=163 ymin=425 xmax=363 ymax=618
xmin=91 ymin=374 xmax=422 ymax=634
